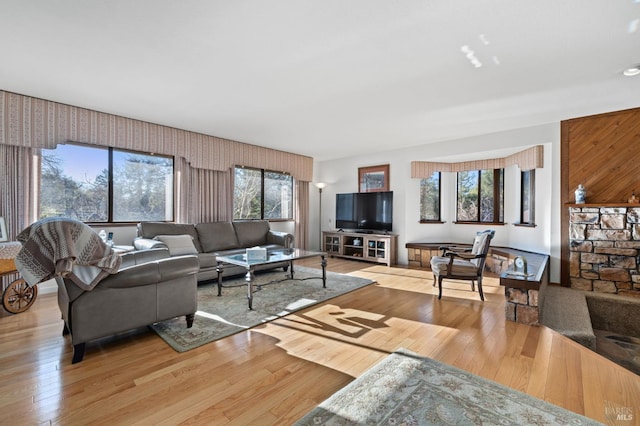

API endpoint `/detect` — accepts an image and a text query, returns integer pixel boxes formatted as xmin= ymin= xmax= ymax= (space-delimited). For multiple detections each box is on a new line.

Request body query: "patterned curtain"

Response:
xmin=0 ymin=90 xmax=313 ymax=181
xmin=1 ymin=90 xmax=311 ymax=246
xmin=174 ymin=156 xmax=191 ymax=223
xmin=411 ymin=145 xmax=544 ymax=178
xmin=0 ymin=145 xmax=35 ymax=290
xmin=186 ymin=166 xmax=232 ymax=223
xmin=0 ymin=144 xmax=35 ymax=239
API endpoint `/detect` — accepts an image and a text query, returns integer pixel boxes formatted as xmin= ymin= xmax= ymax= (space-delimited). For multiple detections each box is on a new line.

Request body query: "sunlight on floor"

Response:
xmin=350 ymin=265 xmax=504 ymax=302
xmin=248 ymin=263 xmax=507 ymax=377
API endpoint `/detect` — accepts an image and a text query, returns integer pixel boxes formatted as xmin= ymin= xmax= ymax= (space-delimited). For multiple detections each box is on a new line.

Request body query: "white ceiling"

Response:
xmin=1 ymin=1 xmax=639 ymax=161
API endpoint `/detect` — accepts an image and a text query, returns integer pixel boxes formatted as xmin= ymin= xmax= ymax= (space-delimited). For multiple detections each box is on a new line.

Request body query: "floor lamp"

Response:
xmin=315 ymin=182 xmax=326 ymax=250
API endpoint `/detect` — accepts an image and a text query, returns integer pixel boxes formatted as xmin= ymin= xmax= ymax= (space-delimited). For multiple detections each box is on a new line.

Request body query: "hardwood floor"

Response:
xmin=0 ymin=258 xmax=637 ymax=425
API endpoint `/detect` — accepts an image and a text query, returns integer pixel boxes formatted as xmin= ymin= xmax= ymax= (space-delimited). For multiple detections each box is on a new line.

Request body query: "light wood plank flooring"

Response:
xmin=0 ymin=258 xmax=637 ymax=425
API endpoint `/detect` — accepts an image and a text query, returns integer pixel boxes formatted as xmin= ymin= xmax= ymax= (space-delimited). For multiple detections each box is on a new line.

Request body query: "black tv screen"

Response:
xmin=335 ymin=191 xmax=393 ymax=232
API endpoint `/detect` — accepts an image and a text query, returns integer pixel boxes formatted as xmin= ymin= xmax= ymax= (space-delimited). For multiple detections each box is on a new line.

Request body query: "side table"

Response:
xmin=0 ymin=241 xmax=37 ymax=314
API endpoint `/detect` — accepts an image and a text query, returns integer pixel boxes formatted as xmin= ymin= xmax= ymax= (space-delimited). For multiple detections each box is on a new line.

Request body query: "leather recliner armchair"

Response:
xmin=56 ymin=248 xmax=199 ymax=363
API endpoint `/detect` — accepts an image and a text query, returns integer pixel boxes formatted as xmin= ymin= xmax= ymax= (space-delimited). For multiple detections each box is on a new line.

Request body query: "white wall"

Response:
xmin=313 ymin=123 xmax=562 ymax=282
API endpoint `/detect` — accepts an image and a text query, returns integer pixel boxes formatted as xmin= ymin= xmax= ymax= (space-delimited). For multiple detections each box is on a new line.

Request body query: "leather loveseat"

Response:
xmin=56 ymin=248 xmax=199 ymax=363
xmin=133 ymin=220 xmax=295 ymax=282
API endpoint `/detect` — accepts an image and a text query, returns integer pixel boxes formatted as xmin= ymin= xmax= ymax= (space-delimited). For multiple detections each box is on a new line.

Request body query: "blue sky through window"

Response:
xmin=50 ymin=144 xmax=107 ymax=182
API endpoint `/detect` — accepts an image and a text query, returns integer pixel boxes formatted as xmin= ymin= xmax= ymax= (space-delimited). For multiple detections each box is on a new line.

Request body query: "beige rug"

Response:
xmin=296 ymin=349 xmax=602 ymax=425
xmin=150 ymin=266 xmax=374 ymax=352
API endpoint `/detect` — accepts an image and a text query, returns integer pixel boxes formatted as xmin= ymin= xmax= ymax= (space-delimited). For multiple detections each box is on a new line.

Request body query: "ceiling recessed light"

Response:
xmin=623 ymin=65 xmax=640 ymax=76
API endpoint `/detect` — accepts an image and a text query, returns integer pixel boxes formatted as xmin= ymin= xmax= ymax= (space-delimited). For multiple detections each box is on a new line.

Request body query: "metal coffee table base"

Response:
xmin=216 ymin=255 xmax=327 ymax=310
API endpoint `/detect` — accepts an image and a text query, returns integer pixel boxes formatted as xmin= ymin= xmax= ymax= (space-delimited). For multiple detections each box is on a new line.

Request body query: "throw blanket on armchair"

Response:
xmin=15 ymin=217 xmax=121 ymax=291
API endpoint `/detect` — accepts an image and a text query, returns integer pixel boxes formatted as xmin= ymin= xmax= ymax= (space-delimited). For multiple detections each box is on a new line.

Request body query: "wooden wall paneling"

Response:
xmin=561 ymin=121 xmax=571 ymax=286
xmin=566 ymin=108 xmax=640 ymax=204
xmin=560 ymin=107 xmax=640 ymax=286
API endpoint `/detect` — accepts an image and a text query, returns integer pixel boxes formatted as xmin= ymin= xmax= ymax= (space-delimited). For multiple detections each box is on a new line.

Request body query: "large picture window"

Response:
xmin=419 ymin=172 xmax=441 ymax=222
xmin=233 ymin=166 xmax=293 ymax=220
xmin=456 ymin=169 xmax=504 ymax=223
xmin=40 ymin=144 xmax=174 ymax=223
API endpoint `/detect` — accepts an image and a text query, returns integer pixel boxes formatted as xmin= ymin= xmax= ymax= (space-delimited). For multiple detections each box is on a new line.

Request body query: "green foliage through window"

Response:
xmin=233 ymin=167 xmax=293 ymax=220
xmin=40 ymin=144 xmax=174 ymax=223
xmin=520 ymin=170 xmax=535 ymax=224
xmin=456 ymin=169 xmax=503 ymax=223
xmin=419 ymin=172 xmax=441 ymax=222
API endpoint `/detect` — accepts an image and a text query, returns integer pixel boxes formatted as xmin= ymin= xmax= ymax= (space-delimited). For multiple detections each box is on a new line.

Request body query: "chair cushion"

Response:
xmin=430 ymin=256 xmax=479 ymax=277
xmin=153 ymin=235 xmax=199 ymax=256
xmin=470 ymin=231 xmax=493 ymax=266
xmin=471 ymin=231 xmax=492 ymax=255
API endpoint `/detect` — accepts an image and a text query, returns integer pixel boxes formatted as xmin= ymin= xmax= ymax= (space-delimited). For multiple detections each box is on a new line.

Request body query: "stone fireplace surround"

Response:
xmin=569 ymin=205 xmax=640 ymax=298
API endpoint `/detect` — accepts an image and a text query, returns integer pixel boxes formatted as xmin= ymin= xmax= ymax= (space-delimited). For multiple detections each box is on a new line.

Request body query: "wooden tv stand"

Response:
xmin=323 ymin=231 xmax=397 ymax=266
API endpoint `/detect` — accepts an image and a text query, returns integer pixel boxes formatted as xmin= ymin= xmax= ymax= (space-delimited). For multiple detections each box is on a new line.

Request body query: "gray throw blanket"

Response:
xmin=15 ymin=217 xmax=122 ymax=291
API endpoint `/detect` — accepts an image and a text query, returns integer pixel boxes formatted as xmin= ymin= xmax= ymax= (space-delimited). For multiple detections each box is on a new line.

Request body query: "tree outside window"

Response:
xmin=419 ymin=172 xmax=441 ymax=222
xmin=233 ymin=167 xmax=262 ymax=219
xmin=40 ymin=144 xmax=174 ymax=223
xmin=233 ymin=167 xmax=293 ymax=220
xmin=520 ymin=169 xmax=535 ymax=225
xmin=456 ymin=169 xmax=504 ymax=223
xmin=112 ymin=151 xmax=174 ymax=222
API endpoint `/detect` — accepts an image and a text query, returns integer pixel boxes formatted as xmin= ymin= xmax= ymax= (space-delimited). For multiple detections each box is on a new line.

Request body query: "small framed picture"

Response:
xmin=358 ymin=164 xmax=390 ymax=192
xmin=0 ymin=217 xmax=7 ymax=242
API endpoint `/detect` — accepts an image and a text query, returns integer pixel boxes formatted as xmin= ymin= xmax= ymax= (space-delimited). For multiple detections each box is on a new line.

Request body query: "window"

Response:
xmin=520 ymin=169 xmax=535 ymax=225
xmin=233 ymin=166 xmax=293 ymax=220
xmin=40 ymin=144 xmax=174 ymax=223
xmin=456 ymin=169 xmax=504 ymax=223
xmin=419 ymin=172 xmax=441 ymax=222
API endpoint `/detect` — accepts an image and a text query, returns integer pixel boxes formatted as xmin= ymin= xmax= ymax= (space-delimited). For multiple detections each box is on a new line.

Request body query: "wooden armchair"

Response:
xmin=430 ymin=230 xmax=495 ymax=301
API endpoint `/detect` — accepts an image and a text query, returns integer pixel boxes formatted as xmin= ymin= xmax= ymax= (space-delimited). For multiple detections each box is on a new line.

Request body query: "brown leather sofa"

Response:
xmin=56 ymin=248 xmax=199 ymax=363
xmin=133 ymin=220 xmax=294 ymax=282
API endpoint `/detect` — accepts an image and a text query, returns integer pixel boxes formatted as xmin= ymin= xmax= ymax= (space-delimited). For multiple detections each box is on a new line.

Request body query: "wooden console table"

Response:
xmin=324 ymin=231 xmax=397 ymax=266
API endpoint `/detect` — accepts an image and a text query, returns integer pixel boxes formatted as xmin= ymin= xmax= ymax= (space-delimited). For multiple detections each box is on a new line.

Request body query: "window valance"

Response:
xmin=411 ymin=145 xmax=543 ymax=178
xmin=0 ymin=90 xmax=313 ymax=181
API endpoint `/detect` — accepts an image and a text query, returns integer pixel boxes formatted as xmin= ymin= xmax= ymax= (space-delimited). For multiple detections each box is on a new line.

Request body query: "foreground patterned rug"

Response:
xmin=151 ymin=266 xmax=374 ymax=352
xmin=296 ymin=349 xmax=602 ymax=425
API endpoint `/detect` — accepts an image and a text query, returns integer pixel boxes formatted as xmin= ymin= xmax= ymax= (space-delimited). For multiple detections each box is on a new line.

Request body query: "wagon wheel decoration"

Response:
xmin=2 ymin=278 xmax=38 ymax=314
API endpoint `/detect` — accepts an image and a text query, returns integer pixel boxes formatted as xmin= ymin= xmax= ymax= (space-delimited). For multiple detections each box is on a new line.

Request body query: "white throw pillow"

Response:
xmin=153 ymin=234 xmax=199 ymax=256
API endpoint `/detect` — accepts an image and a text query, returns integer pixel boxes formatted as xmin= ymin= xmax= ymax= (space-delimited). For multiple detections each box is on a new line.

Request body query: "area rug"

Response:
xmin=295 ymin=349 xmax=602 ymax=425
xmin=150 ymin=266 xmax=374 ymax=352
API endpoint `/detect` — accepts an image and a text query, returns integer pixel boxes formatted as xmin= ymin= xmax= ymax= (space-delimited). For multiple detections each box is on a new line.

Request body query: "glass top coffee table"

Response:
xmin=215 ymin=248 xmax=327 ymax=310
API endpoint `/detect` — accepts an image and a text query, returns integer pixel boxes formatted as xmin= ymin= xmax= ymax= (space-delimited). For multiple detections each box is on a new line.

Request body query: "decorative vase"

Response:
xmin=575 ymin=184 xmax=586 ymax=204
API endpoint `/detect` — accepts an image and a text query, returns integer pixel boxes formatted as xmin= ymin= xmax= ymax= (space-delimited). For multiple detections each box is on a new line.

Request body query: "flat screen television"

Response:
xmin=335 ymin=191 xmax=393 ymax=233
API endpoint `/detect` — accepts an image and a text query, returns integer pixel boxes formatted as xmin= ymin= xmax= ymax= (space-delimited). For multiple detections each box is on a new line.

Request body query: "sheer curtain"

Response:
xmin=184 ymin=165 xmax=232 ymax=224
xmin=0 ymin=145 xmax=35 ymax=240
xmin=0 ymin=145 xmax=35 ymax=290
xmin=180 ymin=159 xmax=309 ymax=247
xmin=294 ymin=181 xmax=310 ymax=249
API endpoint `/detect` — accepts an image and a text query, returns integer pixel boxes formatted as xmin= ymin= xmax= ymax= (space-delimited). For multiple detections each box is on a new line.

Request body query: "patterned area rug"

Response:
xmin=296 ymin=349 xmax=602 ymax=425
xmin=151 ymin=266 xmax=374 ymax=352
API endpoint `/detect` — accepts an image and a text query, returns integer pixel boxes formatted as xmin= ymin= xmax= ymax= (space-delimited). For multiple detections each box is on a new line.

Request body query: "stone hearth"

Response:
xmin=569 ymin=206 xmax=640 ymax=297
